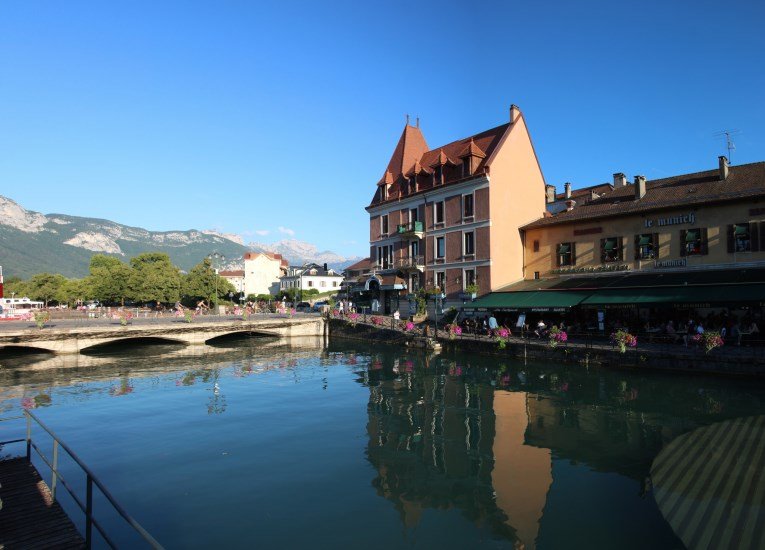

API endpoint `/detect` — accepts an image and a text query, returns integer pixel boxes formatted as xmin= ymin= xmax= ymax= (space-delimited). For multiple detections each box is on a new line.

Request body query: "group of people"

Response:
xmin=459 ymin=314 xmax=504 ymax=336
xmin=648 ymin=317 xmax=760 ymax=346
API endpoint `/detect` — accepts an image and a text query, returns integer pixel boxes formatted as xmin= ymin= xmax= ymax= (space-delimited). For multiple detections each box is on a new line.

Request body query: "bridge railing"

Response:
xmin=0 ymin=410 xmax=163 ymax=549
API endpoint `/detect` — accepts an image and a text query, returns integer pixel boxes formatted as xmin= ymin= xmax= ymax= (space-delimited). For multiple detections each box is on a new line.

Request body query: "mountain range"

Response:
xmin=0 ymin=196 xmax=363 ymax=279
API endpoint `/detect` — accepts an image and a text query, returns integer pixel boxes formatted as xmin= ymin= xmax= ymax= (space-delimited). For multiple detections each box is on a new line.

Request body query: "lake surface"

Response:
xmin=1 ymin=336 xmax=764 ymax=549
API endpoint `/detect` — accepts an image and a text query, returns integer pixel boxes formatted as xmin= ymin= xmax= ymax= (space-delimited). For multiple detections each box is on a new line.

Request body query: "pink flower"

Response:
xmin=21 ymin=397 xmax=36 ymax=409
xmin=404 ymin=321 xmax=415 ymax=332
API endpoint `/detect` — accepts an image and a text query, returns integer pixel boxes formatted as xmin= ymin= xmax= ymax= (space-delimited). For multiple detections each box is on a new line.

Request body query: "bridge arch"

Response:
xmin=205 ymin=330 xmax=281 ymax=345
xmin=80 ymin=336 xmax=189 ymax=354
xmin=0 ymin=344 xmax=56 ymax=356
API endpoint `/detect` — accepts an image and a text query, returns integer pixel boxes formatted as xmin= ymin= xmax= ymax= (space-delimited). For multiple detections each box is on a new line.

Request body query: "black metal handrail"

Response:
xmin=1 ymin=410 xmax=163 ymax=549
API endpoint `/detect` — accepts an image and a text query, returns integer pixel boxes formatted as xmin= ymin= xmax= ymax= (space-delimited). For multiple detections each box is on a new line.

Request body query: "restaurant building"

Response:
xmin=469 ymin=157 xmax=765 ymax=331
xmin=362 ymin=106 xmax=546 ymax=314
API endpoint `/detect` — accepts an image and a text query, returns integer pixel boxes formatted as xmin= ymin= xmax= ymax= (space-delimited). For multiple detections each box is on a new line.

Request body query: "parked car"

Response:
xmin=295 ymin=302 xmax=312 ymax=313
xmin=312 ymin=301 xmax=328 ymax=312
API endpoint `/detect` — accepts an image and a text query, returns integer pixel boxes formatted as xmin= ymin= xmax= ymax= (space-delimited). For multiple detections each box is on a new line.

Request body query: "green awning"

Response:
xmin=465 ymin=290 xmax=588 ymax=311
xmin=638 ymin=235 xmax=652 ymax=245
xmin=581 ymin=284 xmax=765 ymax=306
xmin=686 ymin=230 xmax=700 ymax=242
xmin=604 ymin=239 xmax=617 ymax=251
xmin=735 ymin=225 xmax=749 ymax=236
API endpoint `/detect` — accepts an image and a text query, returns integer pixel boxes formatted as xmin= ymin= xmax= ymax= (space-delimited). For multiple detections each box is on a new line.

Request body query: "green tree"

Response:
xmin=89 ymin=255 xmax=132 ymax=305
xmin=26 ymin=273 xmax=67 ymax=305
xmin=4 ymin=276 xmax=29 ymax=298
xmin=60 ymin=278 xmax=93 ymax=306
xmin=182 ymin=259 xmax=235 ymax=304
xmin=128 ymin=253 xmax=182 ymax=303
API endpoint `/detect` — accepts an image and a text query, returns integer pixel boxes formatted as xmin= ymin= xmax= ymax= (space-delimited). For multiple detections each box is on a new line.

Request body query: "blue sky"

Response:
xmin=2 ymin=0 xmax=764 ymax=258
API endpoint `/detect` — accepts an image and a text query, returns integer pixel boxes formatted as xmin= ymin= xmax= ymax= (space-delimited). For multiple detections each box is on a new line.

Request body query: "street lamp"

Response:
xmin=207 ymin=252 xmax=225 ymax=314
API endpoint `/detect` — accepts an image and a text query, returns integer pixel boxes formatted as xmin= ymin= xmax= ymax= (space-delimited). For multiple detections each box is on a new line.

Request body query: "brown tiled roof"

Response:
xmin=524 ymin=161 xmax=765 ymax=230
xmin=219 ymin=270 xmax=244 ymax=277
xmin=370 ymin=121 xmax=511 ymax=206
xmin=378 ymin=124 xmax=429 ymax=184
xmin=243 ymin=251 xmax=289 ymax=267
xmin=554 ymin=183 xmax=613 ymax=201
xmin=457 ymin=138 xmax=486 ymax=159
xmin=345 ymin=258 xmax=372 ymax=272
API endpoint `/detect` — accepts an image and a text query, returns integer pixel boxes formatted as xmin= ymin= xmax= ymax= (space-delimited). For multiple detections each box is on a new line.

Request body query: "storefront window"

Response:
xmin=601 ymin=237 xmax=621 ymax=263
xmin=636 ymin=233 xmax=657 ymax=260
xmin=684 ymin=229 xmax=705 ymax=256
xmin=557 ymin=242 xmax=574 ymax=266
xmin=734 ymin=224 xmax=750 ymax=252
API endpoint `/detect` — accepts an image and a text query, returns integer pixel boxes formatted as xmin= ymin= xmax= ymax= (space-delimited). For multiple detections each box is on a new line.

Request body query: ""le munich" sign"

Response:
xmin=644 ymin=212 xmax=696 ymax=228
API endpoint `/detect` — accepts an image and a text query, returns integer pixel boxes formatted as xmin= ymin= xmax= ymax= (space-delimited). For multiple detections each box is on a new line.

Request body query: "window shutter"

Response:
xmin=652 ymin=233 xmax=659 ymax=258
xmin=727 ymin=225 xmax=735 ymax=253
xmin=571 ymin=242 xmax=577 ymax=265
xmin=759 ymin=222 xmax=765 ymax=253
xmin=680 ymin=230 xmax=687 ymax=257
xmin=619 ymin=237 xmax=625 ymax=261
xmin=600 ymin=238 xmax=606 ymax=263
xmin=555 ymin=244 xmax=560 ymax=267
xmin=752 ymin=222 xmax=760 ymax=252
xmin=634 ymin=235 xmax=640 ymax=260
xmin=701 ymin=227 xmax=708 ymax=255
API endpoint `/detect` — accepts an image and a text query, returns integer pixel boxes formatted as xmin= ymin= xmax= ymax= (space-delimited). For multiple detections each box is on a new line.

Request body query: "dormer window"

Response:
xmin=380 ymin=185 xmax=387 ymax=201
xmin=433 ymin=165 xmax=443 ymax=186
xmin=409 ymin=175 xmax=417 ymax=194
xmin=463 ymin=157 xmax=472 ymax=177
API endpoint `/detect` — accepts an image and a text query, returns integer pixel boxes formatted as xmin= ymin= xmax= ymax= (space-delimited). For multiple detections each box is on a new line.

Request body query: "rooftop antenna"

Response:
xmin=416 ymin=116 xmax=420 ymax=128
xmin=713 ymin=129 xmax=740 ymax=163
xmin=406 ymin=114 xmax=410 ymax=125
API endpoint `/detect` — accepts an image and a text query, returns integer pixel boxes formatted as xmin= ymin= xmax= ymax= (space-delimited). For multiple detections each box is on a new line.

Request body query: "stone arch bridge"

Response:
xmin=0 ymin=316 xmax=326 ymax=355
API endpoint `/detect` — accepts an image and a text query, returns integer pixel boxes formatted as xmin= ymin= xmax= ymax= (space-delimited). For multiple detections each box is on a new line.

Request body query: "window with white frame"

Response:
xmin=463 ymin=193 xmax=474 ymax=218
xmin=464 ymin=269 xmax=476 ymax=289
xmin=434 ymin=201 xmax=444 ymax=224
xmin=436 ymin=271 xmax=445 ymax=291
xmin=436 ymin=237 xmax=445 ymax=259
xmin=381 ymin=214 xmax=389 ymax=235
xmin=464 ymin=231 xmax=475 ymax=256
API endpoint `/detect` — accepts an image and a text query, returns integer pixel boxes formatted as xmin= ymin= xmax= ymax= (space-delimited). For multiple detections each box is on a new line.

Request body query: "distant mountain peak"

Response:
xmin=0 ymin=195 xmax=362 ymax=278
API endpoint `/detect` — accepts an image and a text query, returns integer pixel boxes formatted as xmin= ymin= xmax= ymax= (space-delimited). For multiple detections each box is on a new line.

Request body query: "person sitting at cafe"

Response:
xmin=534 ymin=319 xmax=547 ymax=338
xmin=738 ymin=320 xmax=760 ymax=345
xmin=488 ymin=314 xmax=499 ymax=331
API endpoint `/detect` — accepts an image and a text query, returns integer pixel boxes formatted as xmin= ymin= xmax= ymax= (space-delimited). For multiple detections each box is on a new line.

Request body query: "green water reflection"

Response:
xmin=1 ymin=337 xmax=764 ymax=549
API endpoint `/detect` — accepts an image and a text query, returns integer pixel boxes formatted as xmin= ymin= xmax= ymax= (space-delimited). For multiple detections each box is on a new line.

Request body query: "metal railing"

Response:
xmin=1 ymin=410 xmax=162 ymax=549
xmin=396 ymin=221 xmax=424 ymax=234
xmin=397 ymin=256 xmax=424 ymax=270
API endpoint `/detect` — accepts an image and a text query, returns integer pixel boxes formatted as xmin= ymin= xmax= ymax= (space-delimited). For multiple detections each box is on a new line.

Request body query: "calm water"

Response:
xmin=1 ymin=336 xmax=765 ymax=549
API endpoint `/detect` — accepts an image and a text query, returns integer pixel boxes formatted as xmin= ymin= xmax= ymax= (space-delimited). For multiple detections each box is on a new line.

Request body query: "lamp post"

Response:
xmin=207 ymin=252 xmax=225 ymax=314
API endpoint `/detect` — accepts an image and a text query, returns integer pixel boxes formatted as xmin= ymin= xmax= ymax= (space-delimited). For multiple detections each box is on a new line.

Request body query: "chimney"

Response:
xmin=565 ymin=199 xmax=576 ymax=212
xmin=719 ymin=155 xmax=729 ymax=180
xmin=323 ymin=263 xmax=328 ymax=272
xmin=634 ymin=175 xmax=646 ymax=199
xmin=564 ymin=182 xmax=572 ymax=199
xmin=613 ymin=172 xmax=627 ymax=187
xmin=509 ymin=104 xmax=520 ymax=123
xmin=545 ymin=184 xmax=556 ymax=204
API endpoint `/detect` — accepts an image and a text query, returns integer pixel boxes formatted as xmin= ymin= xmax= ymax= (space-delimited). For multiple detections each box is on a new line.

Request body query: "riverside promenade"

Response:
xmin=329 ymin=316 xmax=765 ymax=377
xmin=0 ymin=313 xmax=326 ymax=354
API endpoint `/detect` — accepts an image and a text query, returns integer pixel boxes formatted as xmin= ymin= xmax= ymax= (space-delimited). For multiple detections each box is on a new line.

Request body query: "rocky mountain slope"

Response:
xmin=0 ymin=196 xmax=362 ymax=279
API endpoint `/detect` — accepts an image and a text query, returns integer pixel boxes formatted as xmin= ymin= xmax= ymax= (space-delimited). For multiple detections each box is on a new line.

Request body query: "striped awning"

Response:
xmin=651 ymin=415 xmax=765 ymax=550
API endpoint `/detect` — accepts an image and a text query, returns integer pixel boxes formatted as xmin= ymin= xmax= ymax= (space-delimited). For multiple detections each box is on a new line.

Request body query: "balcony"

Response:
xmin=396 ymin=221 xmax=424 ymax=239
xmin=397 ymin=256 xmax=425 ymax=272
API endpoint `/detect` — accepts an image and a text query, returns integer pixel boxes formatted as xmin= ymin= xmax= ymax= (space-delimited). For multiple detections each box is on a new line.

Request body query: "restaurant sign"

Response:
xmin=644 ymin=212 xmax=696 ymax=228
xmin=654 ymin=258 xmax=687 ymax=269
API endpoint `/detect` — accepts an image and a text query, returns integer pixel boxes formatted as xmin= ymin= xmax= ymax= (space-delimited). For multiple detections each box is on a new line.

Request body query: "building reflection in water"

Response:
xmin=363 ymin=355 xmax=552 ymax=548
xmin=358 ymin=350 xmax=765 ymax=548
